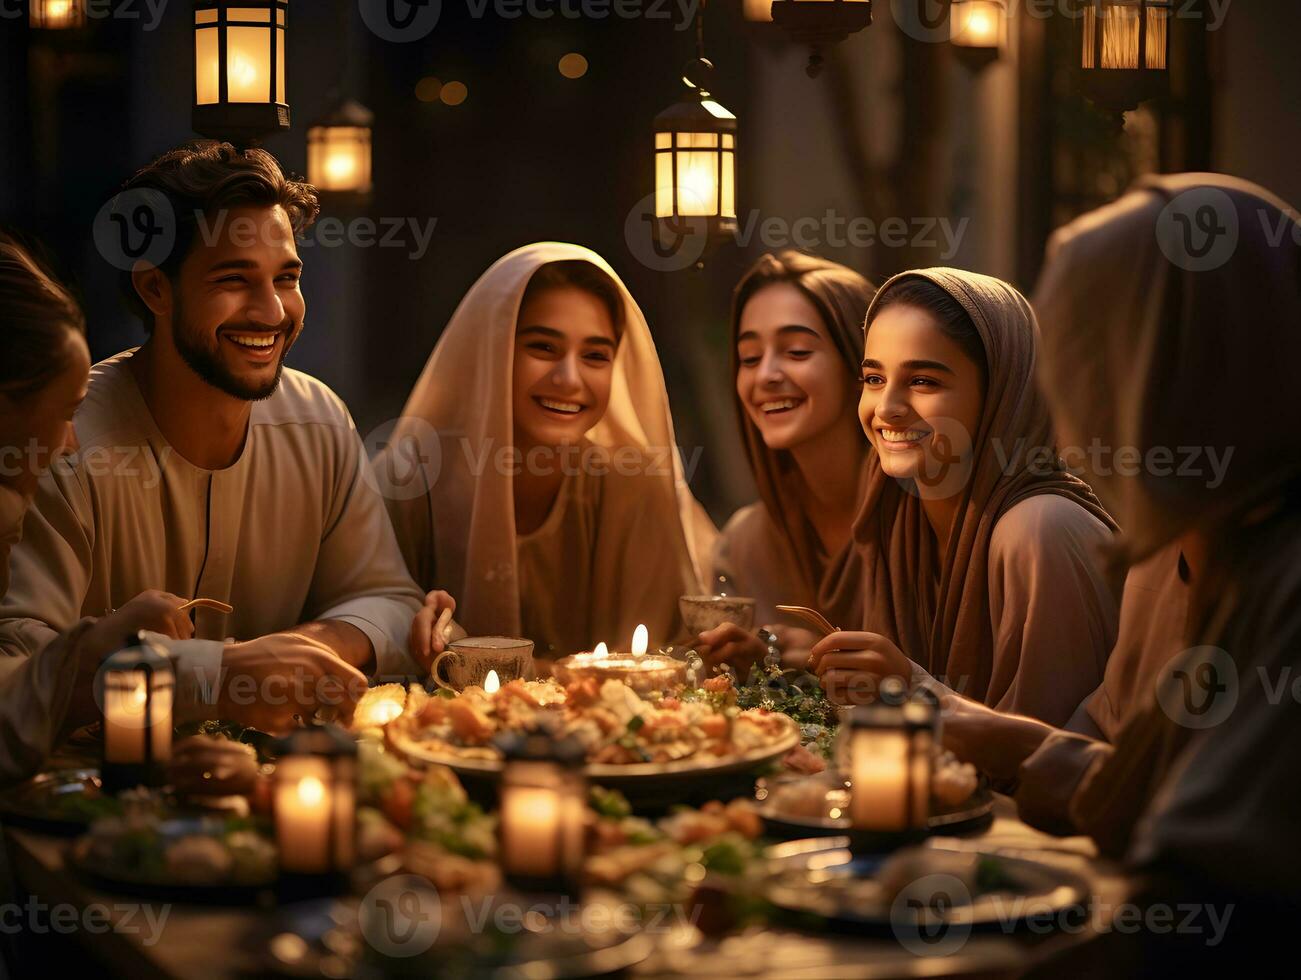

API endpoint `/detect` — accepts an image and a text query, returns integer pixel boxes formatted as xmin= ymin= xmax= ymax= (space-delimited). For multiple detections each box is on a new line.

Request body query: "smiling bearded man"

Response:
xmin=0 ymin=142 xmax=432 ymax=733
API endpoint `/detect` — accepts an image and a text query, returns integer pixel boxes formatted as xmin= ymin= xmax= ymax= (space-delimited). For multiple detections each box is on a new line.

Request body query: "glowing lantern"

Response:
xmin=495 ymin=731 xmax=587 ymax=898
xmin=307 ymin=99 xmax=374 ymax=198
xmin=951 ymin=0 xmax=1007 ymax=72
xmin=98 ymin=635 xmax=174 ymax=795
xmin=30 ymin=0 xmax=86 ymax=29
xmin=1079 ymin=0 xmax=1172 ymax=112
xmin=273 ymin=725 xmax=357 ymax=894
xmin=193 ymin=0 xmax=291 ymax=144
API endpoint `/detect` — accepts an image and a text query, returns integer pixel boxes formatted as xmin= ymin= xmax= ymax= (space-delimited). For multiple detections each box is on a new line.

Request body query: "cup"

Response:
xmin=678 ymin=595 xmax=757 ymax=636
xmin=430 ymin=636 xmax=535 ymax=692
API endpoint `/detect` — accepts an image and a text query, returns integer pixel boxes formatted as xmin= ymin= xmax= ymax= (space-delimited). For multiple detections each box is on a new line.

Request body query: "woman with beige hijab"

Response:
xmin=952 ymin=176 xmax=1301 ymax=938
xmin=700 ymin=251 xmax=875 ymax=671
xmin=381 ymin=243 xmax=715 ymax=666
xmin=808 ymin=270 xmax=1119 ymax=726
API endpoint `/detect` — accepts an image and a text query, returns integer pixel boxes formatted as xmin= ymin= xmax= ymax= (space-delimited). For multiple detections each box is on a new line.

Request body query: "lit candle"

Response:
xmin=272 ymin=726 xmax=358 ymax=881
xmin=99 ymin=640 xmax=174 ymax=793
xmin=484 ymin=669 xmax=501 ymax=694
xmin=496 ymin=733 xmax=586 ymax=896
xmin=631 ymin=625 xmax=649 ymax=657
xmin=275 ymin=756 xmax=334 ymax=873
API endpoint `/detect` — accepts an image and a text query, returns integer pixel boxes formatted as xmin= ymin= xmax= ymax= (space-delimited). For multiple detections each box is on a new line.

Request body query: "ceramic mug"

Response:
xmin=430 ymin=636 xmax=535 ymax=691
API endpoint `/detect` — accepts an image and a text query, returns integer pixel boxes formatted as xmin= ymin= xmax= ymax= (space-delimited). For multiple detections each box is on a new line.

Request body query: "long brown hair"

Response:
xmin=728 ymin=250 xmax=877 ymax=608
xmin=0 ymin=233 xmax=86 ymax=400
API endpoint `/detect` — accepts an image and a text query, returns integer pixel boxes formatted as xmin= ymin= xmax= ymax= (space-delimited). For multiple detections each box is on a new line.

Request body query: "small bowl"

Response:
xmin=678 ymin=595 xmax=756 ymax=635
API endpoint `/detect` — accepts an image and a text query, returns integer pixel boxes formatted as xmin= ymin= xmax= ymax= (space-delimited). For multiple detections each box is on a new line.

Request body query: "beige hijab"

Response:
xmin=720 ymin=252 xmax=876 ymax=627
xmin=378 ymin=242 xmax=714 ymax=644
xmin=854 ymin=269 xmax=1116 ymax=702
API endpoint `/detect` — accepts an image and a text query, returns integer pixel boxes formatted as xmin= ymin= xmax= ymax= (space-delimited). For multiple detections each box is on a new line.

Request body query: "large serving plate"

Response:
xmin=0 ymin=768 xmax=120 ymax=836
xmin=68 ymin=815 xmax=278 ymax=904
xmin=390 ymin=717 xmax=801 ymax=812
xmin=764 ymin=837 xmax=1092 ymax=931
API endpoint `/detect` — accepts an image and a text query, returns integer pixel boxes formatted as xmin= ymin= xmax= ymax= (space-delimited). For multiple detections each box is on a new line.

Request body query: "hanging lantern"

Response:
xmin=272 ymin=725 xmax=357 ymax=895
xmin=652 ymin=58 xmax=738 ymax=262
xmin=495 ymin=731 xmax=587 ymax=897
xmin=951 ymin=0 xmax=1007 ymax=72
xmin=846 ymin=678 xmax=935 ymax=847
xmin=29 ymin=0 xmax=86 ymax=29
xmin=307 ymin=99 xmax=374 ymax=198
xmin=770 ymin=0 xmax=873 ymax=78
xmin=193 ymin=0 xmax=291 ymax=145
xmin=1079 ymin=0 xmax=1171 ymax=112
xmin=97 ymin=634 xmax=175 ymax=795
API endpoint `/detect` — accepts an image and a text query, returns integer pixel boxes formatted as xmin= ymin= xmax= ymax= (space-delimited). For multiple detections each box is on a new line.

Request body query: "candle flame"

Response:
xmin=297 ymin=775 xmax=325 ymax=807
xmin=632 ymin=625 xmax=648 ymax=657
xmin=484 ymin=669 xmax=501 ymax=694
xmin=593 ymin=641 xmax=609 ymax=659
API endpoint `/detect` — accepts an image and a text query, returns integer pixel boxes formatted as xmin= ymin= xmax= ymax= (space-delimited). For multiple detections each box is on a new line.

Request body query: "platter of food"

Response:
xmin=377 ymin=678 xmax=801 ymax=802
xmin=0 ymin=768 xmax=126 ymax=836
xmin=763 ymin=838 xmax=1092 ymax=932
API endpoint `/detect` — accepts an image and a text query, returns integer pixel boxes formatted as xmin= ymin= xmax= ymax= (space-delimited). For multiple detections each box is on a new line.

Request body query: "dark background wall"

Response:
xmin=2 ymin=0 xmax=1298 ymax=522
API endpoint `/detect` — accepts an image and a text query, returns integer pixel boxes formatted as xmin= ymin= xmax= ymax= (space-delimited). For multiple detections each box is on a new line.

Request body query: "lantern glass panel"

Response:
xmin=230 ymin=6 xmax=272 ymax=20
xmin=655 ymin=132 xmax=671 ymax=149
xmin=1083 ymin=1 xmax=1170 ymax=70
xmin=196 ymin=8 xmax=218 ymax=23
xmin=227 ymin=26 xmax=271 ymax=103
xmin=721 ymin=151 xmax=736 ymax=218
xmin=849 ymin=727 xmax=912 ymax=831
xmin=676 ymin=149 xmax=720 ymax=216
xmin=276 ymin=27 xmax=286 ymax=102
xmin=499 ymin=760 xmax=585 ymax=881
xmin=275 ymin=755 xmax=355 ymax=874
xmin=309 ymin=127 xmax=373 ymax=193
xmin=196 ymin=28 xmax=220 ymax=104
xmin=103 ymin=667 xmax=173 ymax=765
xmin=655 ymin=152 xmax=674 ymax=218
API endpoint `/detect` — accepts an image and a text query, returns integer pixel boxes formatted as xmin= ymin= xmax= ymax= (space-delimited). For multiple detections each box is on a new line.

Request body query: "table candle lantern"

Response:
xmin=272 ymin=725 xmax=357 ymax=894
xmin=847 ymin=677 xmax=936 ymax=846
xmin=98 ymin=634 xmax=174 ymax=795
xmin=495 ymin=731 xmax=587 ymax=898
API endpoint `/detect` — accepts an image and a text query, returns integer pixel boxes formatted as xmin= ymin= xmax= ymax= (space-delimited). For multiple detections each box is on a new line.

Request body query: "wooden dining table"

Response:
xmin=0 ymin=794 xmax=1130 ymax=979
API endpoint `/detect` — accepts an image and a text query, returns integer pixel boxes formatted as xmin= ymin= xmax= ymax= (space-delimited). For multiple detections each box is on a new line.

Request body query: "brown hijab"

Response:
xmin=855 ymin=269 xmax=1116 ymax=702
xmin=1034 ymin=172 xmax=1301 ymax=565
xmin=725 ymin=250 xmax=876 ymax=627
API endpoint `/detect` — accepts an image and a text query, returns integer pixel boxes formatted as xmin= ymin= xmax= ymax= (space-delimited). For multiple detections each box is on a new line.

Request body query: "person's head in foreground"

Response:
xmin=0 ymin=234 xmax=90 ymax=497
xmin=119 ymin=140 xmax=318 ymax=402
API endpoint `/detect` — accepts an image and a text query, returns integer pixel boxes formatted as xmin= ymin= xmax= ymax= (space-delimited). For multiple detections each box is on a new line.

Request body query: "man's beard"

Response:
xmin=171 ymin=300 xmax=293 ymax=402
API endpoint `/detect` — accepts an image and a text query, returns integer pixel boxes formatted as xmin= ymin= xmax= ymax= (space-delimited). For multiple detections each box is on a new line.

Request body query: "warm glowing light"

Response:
xmin=593 ymin=641 xmax=609 ymax=659
xmin=31 ymin=0 xmax=84 ymax=28
xmin=440 ymin=81 xmax=468 ymax=106
xmin=742 ymin=0 xmax=772 ymax=22
xmin=484 ymin=670 xmax=501 ymax=694
xmin=558 ymin=53 xmax=588 ymax=79
xmin=415 ymin=77 xmax=443 ymax=103
xmin=952 ymin=1 xmax=1006 ymax=49
xmin=655 ymin=130 xmax=736 ymax=220
xmin=297 ymin=775 xmax=325 ymax=807
xmin=632 ymin=625 xmax=649 ymax=657
xmin=1083 ymin=0 xmax=1170 ymax=70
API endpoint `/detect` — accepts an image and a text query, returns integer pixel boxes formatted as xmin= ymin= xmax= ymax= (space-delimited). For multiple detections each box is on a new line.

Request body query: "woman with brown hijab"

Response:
xmin=964 ymin=176 xmax=1301 ymax=935
xmin=809 ymin=270 xmax=1119 ymax=726
xmin=700 ymin=251 xmax=875 ymax=671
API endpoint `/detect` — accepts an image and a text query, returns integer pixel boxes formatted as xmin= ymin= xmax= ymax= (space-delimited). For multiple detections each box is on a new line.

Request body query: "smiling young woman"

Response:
xmin=809 ymin=269 xmax=1120 ymax=727
xmin=382 ymin=243 xmax=716 ymax=666
xmin=701 ymin=251 xmax=876 ymax=674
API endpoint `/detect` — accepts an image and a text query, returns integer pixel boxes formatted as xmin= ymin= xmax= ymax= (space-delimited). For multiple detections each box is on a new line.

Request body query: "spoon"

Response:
xmin=775 ymin=604 xmax=839 ymax=637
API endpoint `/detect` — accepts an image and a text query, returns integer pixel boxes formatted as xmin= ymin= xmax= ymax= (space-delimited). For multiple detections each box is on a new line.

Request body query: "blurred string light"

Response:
xmin=558 ymin=53 xmax=589 ymax=79
xmin=441 ymin=81 xmax=468 ymax=106
xmin=415 ymin=77 xmax=443 ymax=102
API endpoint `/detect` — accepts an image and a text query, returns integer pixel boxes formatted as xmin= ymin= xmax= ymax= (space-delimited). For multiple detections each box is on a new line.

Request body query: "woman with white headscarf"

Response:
xmin=378 ymin=243 xmax=715 ymax=666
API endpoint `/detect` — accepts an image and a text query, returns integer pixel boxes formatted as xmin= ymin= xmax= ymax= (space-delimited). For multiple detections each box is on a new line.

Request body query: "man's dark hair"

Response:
xmin=115 ymin=141 xmax=319 ymax=331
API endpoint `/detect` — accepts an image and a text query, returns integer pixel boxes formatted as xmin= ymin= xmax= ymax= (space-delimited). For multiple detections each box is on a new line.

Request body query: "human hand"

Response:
xmin=808 ymin=630 xmax=912 ymax=705
xmin=938 ymin=694 xmax=1055 ymax=782
xmin=217 ymin=632 xmax=368 ymax=733
xmin=408 ymin=589 xmax=459 ymax=674
xmin=81 ymin=590 xmax=194 ymax=663
xmin=694 ymin=622 xmax=771 ymax=675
